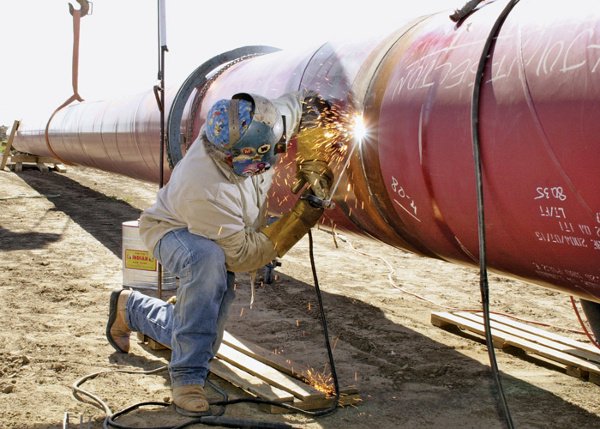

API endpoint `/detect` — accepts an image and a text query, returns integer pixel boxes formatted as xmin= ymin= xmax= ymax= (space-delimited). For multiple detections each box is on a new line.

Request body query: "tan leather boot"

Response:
xmin=173 ymin=384 xmax=210 ymax=416
xmin=106 ymin=289 xmax=132 ymax=353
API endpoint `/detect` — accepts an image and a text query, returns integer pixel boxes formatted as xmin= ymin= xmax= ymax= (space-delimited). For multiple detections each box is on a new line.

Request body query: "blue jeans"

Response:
xmin=125 ymin=228 xmax=236 ymax=387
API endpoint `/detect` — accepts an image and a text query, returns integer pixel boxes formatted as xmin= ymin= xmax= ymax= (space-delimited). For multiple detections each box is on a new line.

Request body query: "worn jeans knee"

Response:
xmin=127 ymin=228 xmax=235 ymax=387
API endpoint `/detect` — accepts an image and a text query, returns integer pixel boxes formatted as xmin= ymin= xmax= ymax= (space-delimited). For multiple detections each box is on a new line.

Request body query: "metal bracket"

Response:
xmin=450 ymin=0 xmax=484 ymax=23
xmin=166 ymin=45 xmax=280 ymax=168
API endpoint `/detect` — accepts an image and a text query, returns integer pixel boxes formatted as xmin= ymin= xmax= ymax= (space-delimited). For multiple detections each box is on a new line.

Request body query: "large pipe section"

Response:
xmin=13 ymin=0 xmax=600 ymax=302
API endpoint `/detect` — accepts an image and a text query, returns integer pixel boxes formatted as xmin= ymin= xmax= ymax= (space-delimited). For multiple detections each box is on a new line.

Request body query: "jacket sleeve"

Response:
xmin=215 ymin=229 xmax=277 ymax=273
xmin=272 ymin=92 xmax=303 ymax=140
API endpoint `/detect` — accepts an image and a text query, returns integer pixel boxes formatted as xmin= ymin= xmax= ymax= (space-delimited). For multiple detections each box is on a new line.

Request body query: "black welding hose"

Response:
xmin=105 ymin=404 xmax=295 ymax=429
xmin=469 ymin=0 xmax=520 ymax=428
xmin=307 ymin=229 xmax=340 ymax=412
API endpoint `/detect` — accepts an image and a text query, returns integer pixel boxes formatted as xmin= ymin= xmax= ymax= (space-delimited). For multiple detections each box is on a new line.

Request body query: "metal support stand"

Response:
xmin=154 ymin=0 xmax=168 ymax=300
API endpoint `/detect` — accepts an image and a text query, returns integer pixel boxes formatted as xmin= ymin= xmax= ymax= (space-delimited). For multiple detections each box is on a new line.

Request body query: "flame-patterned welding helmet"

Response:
xmin=205 ymin=93 xmax=287 ymax=177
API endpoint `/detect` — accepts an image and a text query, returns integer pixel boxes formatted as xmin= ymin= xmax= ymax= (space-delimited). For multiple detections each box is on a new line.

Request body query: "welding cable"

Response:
xmin=72 ymin=365 xmax=169 ymax=414
xmin=73 ymin=364 xmax=300 ymax=428
xmin=469 ymin=1 xmax=520 ymax=428
xmin=305 ymin=228 xmax=340 ymax=414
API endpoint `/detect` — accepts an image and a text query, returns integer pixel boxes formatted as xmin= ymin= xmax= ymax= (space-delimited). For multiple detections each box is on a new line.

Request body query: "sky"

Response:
xmin=1 ymin=0 xmax=461 ymax=128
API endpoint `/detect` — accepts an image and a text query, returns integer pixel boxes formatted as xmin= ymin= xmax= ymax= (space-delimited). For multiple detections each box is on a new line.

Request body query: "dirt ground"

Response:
xmin=1 ymin=164 xmax=600 ymax=429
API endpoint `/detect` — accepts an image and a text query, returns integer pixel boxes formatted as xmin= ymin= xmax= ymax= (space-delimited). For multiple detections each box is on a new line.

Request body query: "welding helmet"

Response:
xmin=205 ymin=93 xmax=287 ymax=177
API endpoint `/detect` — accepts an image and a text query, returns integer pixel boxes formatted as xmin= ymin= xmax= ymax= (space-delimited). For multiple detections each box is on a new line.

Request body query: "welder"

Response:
xmin=106 ymin=90 xmax=337 ymax=417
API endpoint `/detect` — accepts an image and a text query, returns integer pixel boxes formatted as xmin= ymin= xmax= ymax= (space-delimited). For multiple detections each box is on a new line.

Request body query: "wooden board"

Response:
xmin=260 ymin=387 xmax=361 ymax=415
xmin=209 ymin=358 xmax=295 ymax=403
xmin=431 ymin=311 xmax=600 ymax=384
xmin=222 ymin=331 xmax=304 ymax=379
xmin=0 ymin=120 xmax=19 ymax=171
xmin=216 ymin=343 xmax=324 ymax=401
xmin=136 ymin=330 xmax=361 ymax=412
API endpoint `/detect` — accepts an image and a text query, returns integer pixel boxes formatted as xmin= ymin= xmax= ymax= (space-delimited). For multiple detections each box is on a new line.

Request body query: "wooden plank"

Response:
xmin=1 ymin=120 xmax=20 ymax=170
xmin=261 ymin=387 xmax=359 ymax=414
xmin=431 ymin=312 xmax=600 ymax=375
xmin=36 ymin=162 xmax=49 ymax=173
xmin=457 ymin=312 xmax=600 ymax=365
xmin=566 ymin=365 xmax=588 ymax=379
xmin=487 ymin=312 xmax=600 ymax=357
xmin=262 ymin=388 xmax=361 ymax=414
xmin=222 ymin=331 xmax=305 ymax=379
xmin=9 ymin=154 xmax=38 ymax=162
xmin=137 ymin=332 xmax=169 ymax=350
xmin=54 ymin=163 xmax=67 ymax=173
xmin=209 ymin=358 xmax=295 ymax=404
xmin=147 ymin=337 xmax=169 ymax=350
xmin=216 ymin=343 xmax=325 ymax=401
xmin=292 ymin=389 xmax=361 ymax=411
xmin=589 ymin=372 xmax=600 ymax=385
xmin=9 ymin=154 xmax=61 ymax=163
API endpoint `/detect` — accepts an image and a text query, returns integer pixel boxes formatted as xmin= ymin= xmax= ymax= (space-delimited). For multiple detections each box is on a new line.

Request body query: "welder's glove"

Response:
xmin=292 ymin=160 xmax=333 ymax=201
xmin=291 ymin=92 xmax=338 ymax=200
xmin=260 ymin=190 xmax=324 ymax=257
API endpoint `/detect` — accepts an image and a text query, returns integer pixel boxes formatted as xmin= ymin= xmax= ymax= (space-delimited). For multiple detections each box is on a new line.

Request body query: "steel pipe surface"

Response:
xmin=13 ymin=0 xmax=600 ymax=301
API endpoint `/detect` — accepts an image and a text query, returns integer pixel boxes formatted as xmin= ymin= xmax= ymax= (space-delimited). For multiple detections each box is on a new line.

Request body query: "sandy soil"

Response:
xmin=1 ymin=165 xmax=600 ymax=429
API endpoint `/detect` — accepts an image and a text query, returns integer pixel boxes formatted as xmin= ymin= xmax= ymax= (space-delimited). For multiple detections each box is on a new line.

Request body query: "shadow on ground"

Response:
xmin=0 ymin=226 xmax=61 ymax=250
xmin=16 ymin=169 xmax=142 ymax=257
xmin=12 ymin=169 xmax=600 ymax=429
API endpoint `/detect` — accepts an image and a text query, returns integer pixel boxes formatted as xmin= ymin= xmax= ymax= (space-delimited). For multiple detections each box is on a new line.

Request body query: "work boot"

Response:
xmin=106 ymin=288 xmax=132 ymax=353
xmin=173 ymin=384 xmax=210 ymax=417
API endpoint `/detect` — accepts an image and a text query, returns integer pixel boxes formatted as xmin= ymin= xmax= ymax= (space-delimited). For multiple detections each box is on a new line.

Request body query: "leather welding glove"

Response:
xmin=291 ymin=93 xmax=337 ymax=200
xmin=260 ymin=190 xmax=324 ymax=257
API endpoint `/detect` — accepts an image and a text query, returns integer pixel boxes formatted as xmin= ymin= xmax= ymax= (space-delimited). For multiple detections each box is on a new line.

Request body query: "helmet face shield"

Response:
xmin=205 ymin=94 xmax=287 ymax=177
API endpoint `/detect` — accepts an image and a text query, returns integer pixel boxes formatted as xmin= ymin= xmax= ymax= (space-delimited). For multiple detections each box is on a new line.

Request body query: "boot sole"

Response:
xmin=174 ymin=404 xmax=211 ymax=417
xmin=106 ymin=289 xmax=128 ymax=353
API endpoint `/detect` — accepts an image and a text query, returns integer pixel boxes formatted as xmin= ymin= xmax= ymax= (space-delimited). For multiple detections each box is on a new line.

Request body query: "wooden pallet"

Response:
xmin=431 ymin=311 xmax=600 ymax=384
xmin=137 ymin=331 xmax=360 ymax=413
xmin=6 ymin=154 xmax=67 ymax=173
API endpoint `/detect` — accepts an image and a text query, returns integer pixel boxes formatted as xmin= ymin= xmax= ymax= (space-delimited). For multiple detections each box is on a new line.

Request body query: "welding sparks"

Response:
xmin=332 ymin=336 xmax=339 ymax=350
xmin=304 ymin=367 xmax=335 ymax=396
